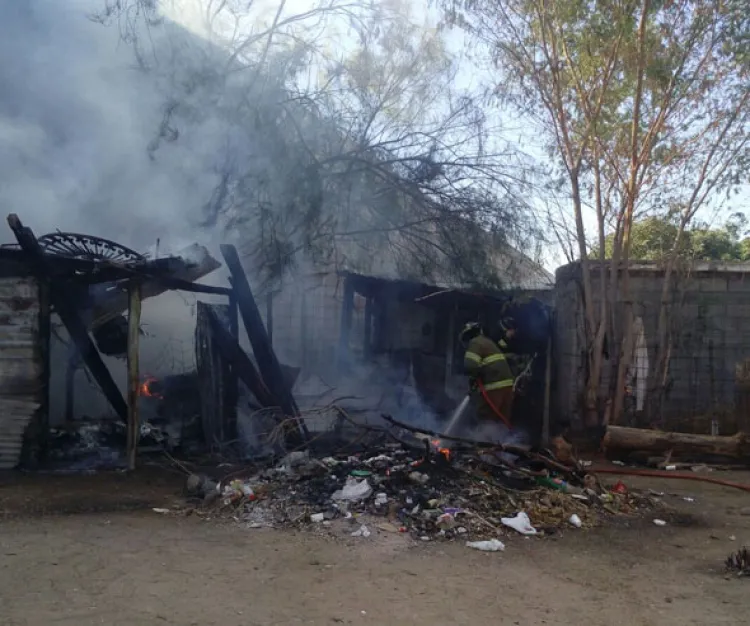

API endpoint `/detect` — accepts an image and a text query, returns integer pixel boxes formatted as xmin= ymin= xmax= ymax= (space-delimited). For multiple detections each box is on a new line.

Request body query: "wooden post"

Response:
xmin=64 ymin=347 xmax=77 ymax=423
xmin=126 ymin=282 xmax=142 ymax=471
xmin=542 ymin=332 xmax=553 ymax=446
xmin=225 ymin=281 xmax=239 ymax=433
xmin=37 ymin=279 xmax=52 ymax=460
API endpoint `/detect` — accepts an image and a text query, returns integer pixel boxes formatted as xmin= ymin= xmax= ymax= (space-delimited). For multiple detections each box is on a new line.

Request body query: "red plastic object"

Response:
xmin=611 ymin=480 xmax=628 ymax=494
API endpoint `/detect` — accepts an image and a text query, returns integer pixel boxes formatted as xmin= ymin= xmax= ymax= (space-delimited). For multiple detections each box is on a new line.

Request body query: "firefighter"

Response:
xmin=460 ymin=322 xmax=515 ymax=428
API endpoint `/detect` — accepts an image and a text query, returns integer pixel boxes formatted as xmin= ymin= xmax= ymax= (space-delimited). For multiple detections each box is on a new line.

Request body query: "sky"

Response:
xmin=0 ymin=0 xmax=746 ymax=269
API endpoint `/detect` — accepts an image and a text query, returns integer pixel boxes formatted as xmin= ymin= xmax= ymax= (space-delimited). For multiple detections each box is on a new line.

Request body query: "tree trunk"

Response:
xmin=603 ymin=425 xmax=750 ymax=460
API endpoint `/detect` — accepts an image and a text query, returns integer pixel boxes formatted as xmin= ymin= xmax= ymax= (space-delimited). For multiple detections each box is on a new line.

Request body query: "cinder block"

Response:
xmin=698 ymin=276 xmax=728 ymax=292
xmin=726 ymin=274 xmax=750 ymax=292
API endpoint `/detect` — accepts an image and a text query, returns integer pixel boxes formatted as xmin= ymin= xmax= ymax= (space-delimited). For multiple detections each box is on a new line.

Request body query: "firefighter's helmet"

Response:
xmin=460 ymin=322 xmax=482 ymax=343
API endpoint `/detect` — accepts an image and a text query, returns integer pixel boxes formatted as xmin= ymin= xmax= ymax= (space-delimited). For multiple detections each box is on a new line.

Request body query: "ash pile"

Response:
xmin=182 ymin=415 xmax=655 ymax=543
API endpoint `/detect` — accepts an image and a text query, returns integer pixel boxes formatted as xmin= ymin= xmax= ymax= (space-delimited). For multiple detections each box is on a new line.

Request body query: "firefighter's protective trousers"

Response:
xmin=464 ymin=335 xmax=514 ymax=424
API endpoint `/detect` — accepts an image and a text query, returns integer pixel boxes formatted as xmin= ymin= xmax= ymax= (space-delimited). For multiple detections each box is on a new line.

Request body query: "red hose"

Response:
xmin=593 ymin=466 xmax=750 ymax=493
xmin=477 ymin=379 xmax=513 ymax=430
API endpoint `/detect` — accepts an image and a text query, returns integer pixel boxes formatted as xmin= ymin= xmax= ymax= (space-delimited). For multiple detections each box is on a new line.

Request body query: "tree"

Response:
xmin=95 ymin=0 xmax=542 ymax=290
xmin=593 ymin=213 xmax=750 ymax=261
xmin=442 ymin=0 xmax=750 ymax=428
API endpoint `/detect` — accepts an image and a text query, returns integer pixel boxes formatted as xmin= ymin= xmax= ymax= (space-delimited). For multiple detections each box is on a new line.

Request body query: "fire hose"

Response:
xmin=477 ymin=379 xmax=513 ymax=430
xmin=593 ymin=466 xmax=750 ymax=493
xmin=475 ymin=352 xmax=537 ymax=431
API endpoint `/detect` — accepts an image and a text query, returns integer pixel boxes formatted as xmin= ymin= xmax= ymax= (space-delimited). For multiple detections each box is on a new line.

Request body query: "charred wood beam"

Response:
xmin=7 ymin=214 xmax=128 ymax=422
xmin=219 ymin=244 xmax=308 ymax=442
xmin=225 ymin=280 xmax=239 ymax=432
xmin=205 ymin=306 xmax=274 ymax=408
xmin=126 ymin=283 xmax=142 ymax=470
xmin=36 ymin=279 xmax=52 ymax=460
xmin=152 ymin=277 xmax=232 ymax=296
xmin=381 ymin=414 xmax=577 ymax=477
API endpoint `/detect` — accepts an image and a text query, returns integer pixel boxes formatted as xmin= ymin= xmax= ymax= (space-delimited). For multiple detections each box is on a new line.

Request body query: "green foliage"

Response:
xmin=592 ymin=213 xmax=750 ymax=262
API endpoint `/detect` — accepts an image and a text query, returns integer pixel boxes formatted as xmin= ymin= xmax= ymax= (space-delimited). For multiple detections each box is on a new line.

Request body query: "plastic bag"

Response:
xmin=466 ymin=539 xmax=505 ymax=552
xmin=500 ymin=512 xmax=538 ymax=536
xmin=332 ymin=478 xmax=373 ymax=502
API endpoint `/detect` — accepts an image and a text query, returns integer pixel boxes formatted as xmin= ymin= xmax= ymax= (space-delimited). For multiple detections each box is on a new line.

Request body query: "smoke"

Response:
xmin=0 ymin=2 xmax=210 ymax=248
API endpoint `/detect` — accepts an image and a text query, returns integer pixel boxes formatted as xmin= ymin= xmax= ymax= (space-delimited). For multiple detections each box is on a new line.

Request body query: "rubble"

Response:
xmin=179 ymin=436 xmax=657 ymax=543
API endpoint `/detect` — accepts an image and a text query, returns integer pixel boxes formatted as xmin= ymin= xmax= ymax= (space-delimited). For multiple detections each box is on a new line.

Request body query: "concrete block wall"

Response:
xmin=554 ymin=261 xmax=750 ymax=433
xmin=269 ymin=272 xmax=349 ymax=379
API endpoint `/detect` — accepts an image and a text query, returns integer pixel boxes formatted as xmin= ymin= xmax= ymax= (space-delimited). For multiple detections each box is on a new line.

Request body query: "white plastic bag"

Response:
xmin=351 ymin=524 xmax=371 ymax=538
xmin=466 ymin=539 xmax=505 ymax=552
xmin=332 ymin=478 xmax=373 ymax=502
xmin=500 ymin=512 xmax=538 ymax=536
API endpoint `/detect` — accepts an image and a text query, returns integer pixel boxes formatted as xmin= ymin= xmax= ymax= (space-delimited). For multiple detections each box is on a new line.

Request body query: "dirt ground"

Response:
xmin=1 ymin=467 xmax=748 ymax=626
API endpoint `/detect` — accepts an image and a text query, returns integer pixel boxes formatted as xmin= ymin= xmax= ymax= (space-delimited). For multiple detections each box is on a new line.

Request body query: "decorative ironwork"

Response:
xmin=36 ymin=232 xmax=145 ymax=264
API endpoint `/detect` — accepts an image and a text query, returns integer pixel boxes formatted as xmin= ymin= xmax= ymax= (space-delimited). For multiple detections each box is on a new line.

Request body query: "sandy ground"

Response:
xmin=0 ymin=468 xmax=748 ymax=626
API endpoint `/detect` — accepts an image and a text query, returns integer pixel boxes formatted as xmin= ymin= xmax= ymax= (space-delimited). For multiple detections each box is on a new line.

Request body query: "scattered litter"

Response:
xmin=176 ymin=433 xmax=657 ymax=542
xmin=332 ymin=478 xmax=373 ymax=502
xmin=351 ymin=524 xmax=371 ymax=538
xmin=501 ymin=512 xmax=538 ymax=536
xmin=408 ymin=471 xmax=430 ymax=485
xmin=611 ymin=480 xmax=628 ymax=495
xmin=222 ymin=480 xmax=255 ymax=504
xmin=683 ymin=497 xmax=695 ymax=503
xmin=152 ymin=508 xmax=171 ymax=514
xmin=653 ymin=519 xmax=667 ymax=526
xmin=377 ymin=522 xmax=401 ymax=533
xmin=568 ymin=514 xmax=582 ymax=528
xmin=664 ymin=465 xmax=677 ymax=471
xmin=466 ymin=539 xmax=505 ymax=552
xmin=612 ymin=460 xmax=626 ymax=466
xmin=730 ymin=535 xmax=737 ymax=541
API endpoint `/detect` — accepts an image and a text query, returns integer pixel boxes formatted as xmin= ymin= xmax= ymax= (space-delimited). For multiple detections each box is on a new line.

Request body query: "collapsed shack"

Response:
xmin=0 ymin=214 xmax=228 ymax=470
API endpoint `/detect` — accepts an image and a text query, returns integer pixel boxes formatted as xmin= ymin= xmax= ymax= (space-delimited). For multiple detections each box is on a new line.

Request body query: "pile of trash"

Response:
xmin=180 ymin=441 xmax=655 ymax=543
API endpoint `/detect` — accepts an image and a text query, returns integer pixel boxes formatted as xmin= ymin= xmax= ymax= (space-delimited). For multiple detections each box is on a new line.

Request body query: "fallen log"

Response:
xmin=603 ymin=425 xmax=750 ymax=460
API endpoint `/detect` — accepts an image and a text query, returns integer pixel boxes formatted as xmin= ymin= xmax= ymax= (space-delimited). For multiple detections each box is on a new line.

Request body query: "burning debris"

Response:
xmin=178 ymin=419 xmax=655 ymax=543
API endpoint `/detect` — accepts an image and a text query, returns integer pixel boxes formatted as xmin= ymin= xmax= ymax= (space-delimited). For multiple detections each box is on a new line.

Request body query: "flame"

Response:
xmin=431 ymin=439 xmax=451 ymax=462
xmin=139 ymin=375 xmax=163 ymax=399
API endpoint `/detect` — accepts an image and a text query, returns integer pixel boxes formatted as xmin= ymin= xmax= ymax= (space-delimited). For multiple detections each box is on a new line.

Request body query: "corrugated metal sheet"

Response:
xmin=0 ymin=276 xmax=40 ymax=469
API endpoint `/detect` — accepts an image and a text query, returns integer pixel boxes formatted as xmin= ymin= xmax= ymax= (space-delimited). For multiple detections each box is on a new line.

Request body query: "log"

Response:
xmin=603 ymin=425 xmax=750 ymax=460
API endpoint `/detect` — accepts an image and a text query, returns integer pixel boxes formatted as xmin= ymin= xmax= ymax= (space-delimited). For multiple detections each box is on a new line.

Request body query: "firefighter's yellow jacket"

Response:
xmin=463 ymin=335 xmax=514 ymax=390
